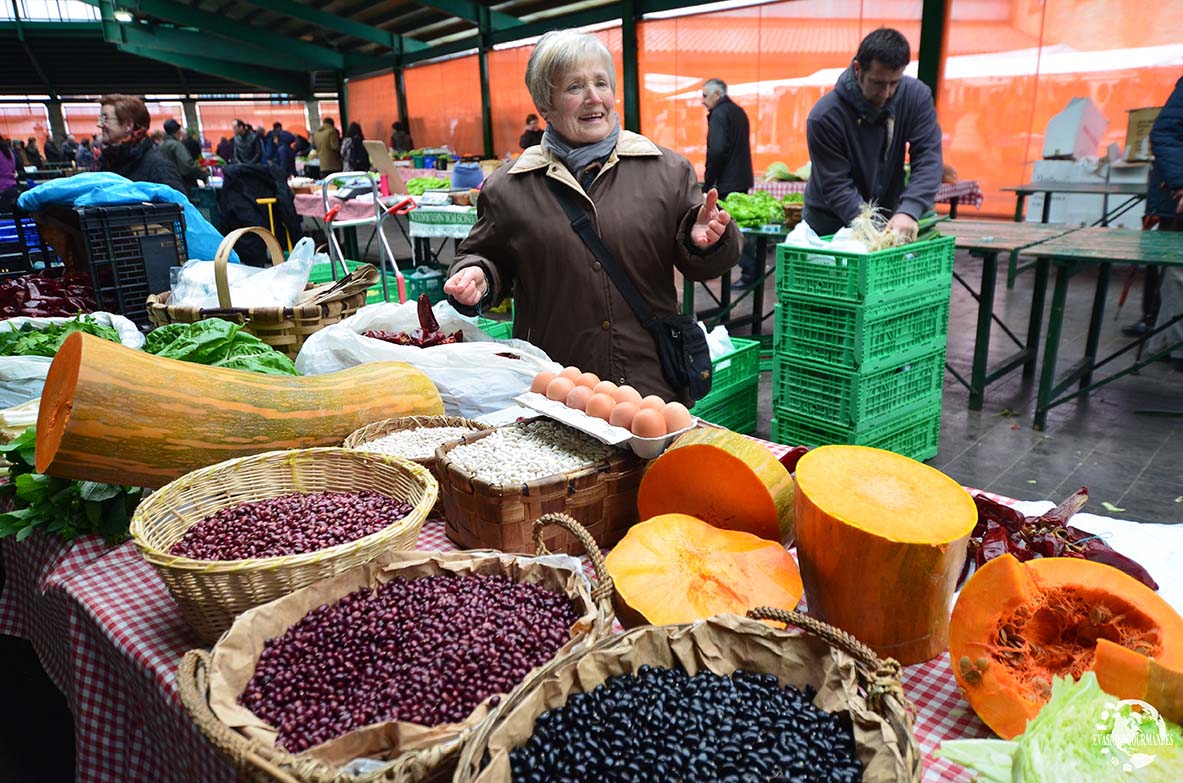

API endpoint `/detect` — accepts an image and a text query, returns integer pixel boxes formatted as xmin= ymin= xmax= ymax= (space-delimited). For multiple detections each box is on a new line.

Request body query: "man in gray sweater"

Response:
xmin=803 ymin=28 xmax=942 ymax=241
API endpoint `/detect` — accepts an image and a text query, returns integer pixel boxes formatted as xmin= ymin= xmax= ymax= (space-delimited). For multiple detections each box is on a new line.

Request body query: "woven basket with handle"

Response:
xmin=435 ymin=428 xmax=645 ymax=556
xmin=454 ymin=514 xmax=921 ymax=783
xmin=146 ymin=226 xmax=377 ymax=359
xmin=174 ymin=514 xmax=616 ymax=783
xmin=784 ymin=201 xmax=804 ymax=230
xmin=129 ymin=447 xmax=437 ymax=644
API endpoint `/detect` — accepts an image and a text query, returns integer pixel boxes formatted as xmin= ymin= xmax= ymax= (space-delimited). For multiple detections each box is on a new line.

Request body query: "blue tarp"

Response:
xmin=17 ymin=172 xmax=239 ymax=263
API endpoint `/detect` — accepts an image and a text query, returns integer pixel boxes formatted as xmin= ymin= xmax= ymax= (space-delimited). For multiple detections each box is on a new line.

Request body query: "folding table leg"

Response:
xmin=969 ymin=251 xmax=999 ymax=411
xmin=1035 ymin=263 xmax=1071 ymax=430
xmin=1080 ymin=262 xmax=1111 ymax=389
xmin=1024 ymin=257 xmax=1050 ymax=378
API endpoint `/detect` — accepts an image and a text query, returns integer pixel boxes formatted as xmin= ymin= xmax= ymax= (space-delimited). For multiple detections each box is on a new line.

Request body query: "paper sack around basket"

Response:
xmin=295 ymin=299 xmax=560 ymax=418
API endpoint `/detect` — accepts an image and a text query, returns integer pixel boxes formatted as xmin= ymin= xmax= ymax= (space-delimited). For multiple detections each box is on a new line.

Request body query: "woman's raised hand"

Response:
xmin=443 ymin=266 xmax=489 ymax=306
xmin=690 ymin=188 xmax=732 ymax=248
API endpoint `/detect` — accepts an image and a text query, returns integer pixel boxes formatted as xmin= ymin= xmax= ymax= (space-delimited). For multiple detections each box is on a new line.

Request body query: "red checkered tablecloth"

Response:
xmin=0 ymin=437 xmax=997 ymax=783
xmin=751 ymin=180 xmax=984 ymax=209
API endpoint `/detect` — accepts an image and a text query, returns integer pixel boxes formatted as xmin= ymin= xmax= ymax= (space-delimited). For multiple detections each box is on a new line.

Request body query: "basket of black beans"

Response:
xmin=455 ymin=608 xmax=921 ymax=783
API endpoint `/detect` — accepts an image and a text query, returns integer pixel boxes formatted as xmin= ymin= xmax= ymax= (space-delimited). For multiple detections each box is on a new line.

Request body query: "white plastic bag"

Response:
xmin=170 ymin=237 xmax=320 ymax=309
xmin=705 ymin=323 xmax=736 ymax=361
xmin=295 ymin=300 xmax=560 ymax=418
xmin=784 ymin=219 xmax=871 ymax=255
xmin=0 ymin=313 xmax=144 ymax=407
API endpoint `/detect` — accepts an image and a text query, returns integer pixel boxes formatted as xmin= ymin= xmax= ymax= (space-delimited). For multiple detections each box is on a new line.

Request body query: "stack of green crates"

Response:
xmin=692 ymin=338 xmax=761 ymax=434
xmin=770 ymin=235 xmax=955 ymax=461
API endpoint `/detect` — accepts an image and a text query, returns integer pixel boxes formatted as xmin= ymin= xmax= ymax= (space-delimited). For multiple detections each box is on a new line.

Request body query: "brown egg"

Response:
xmin=566 ymin=385 xmax=594 ymax=412
xmin=630 ymin=408 xmax=668 ymax=438
xmin=585 ymin=393 xmax=617 ymax=421
xmin=592 ymin=380 xmax=618 ymax=397
xmin=662 ymin=401 xmax=693 ymax=433
xmin=531 ymin=371 xmax=557 ymax=395
xmin=613 ymin=385 xmax=643 ymax=406
xmin=546 ymin=376 xmax=576 ymax=402
xmin=577 ymin=371 xmax=601 ymax=388
xmin=608 ymin=401 xmax=639 ymax=430
xmin=558 ymin=366 xmax=582 ymax=381
xmin=639 ymin=395 xmax=666 ymax=411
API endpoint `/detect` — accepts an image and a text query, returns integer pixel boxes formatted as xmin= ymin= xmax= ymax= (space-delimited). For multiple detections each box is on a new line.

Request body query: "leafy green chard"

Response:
xmin=0 ymin=427 xmax=142 ymax=544
xmin=718 ymin=190 xmax=786 ymax=229
xmin=938 ymin=672 xmax=1183 ymax=782
xmin=0 ymin=315 xmax=121 ymax=357
xmin=143 ymin=319 xmax=297 ymax=375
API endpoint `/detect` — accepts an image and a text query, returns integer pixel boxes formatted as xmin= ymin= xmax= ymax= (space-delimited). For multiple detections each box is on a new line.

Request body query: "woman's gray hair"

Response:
xmin=525 ymin=30 xmax=616 ymax=116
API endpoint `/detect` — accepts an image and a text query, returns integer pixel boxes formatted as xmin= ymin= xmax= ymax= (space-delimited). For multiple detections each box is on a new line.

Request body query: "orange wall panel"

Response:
xmin=347 ymin=72 xmax=399 ymax=144
xmin=0 ymin=104 xmax=51 ymax=147
xmin=197 ymin=101 xmax=310 ymax=150
xmin=64 ymin=101 xmax=184 ymax=143
xmin=403 ymin=55 xmax=483 ymax=155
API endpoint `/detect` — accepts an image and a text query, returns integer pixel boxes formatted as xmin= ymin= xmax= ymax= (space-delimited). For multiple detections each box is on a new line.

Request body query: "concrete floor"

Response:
xmin=351 ymin=216 xmax=1181 ymax=525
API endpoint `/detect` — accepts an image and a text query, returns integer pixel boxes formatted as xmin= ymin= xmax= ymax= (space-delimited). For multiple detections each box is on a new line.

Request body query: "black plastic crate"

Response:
xmin=76 ymin=204 xmax=187 ymax=328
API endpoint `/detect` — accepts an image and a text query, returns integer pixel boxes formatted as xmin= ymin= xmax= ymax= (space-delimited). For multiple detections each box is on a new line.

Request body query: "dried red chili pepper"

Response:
xmin=362 ymin=294 xmax=464 ymax=348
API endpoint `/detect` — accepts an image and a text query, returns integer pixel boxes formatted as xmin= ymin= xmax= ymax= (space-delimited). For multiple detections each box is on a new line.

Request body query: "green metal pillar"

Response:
xmin=305 ymin=100 xmax=321 ymax=132
xmin=621 ymin=0 xmax=641 ymax=132
xmin=395 ymin=68 xmax=409 ymax=127
xmin=917 ymin=0 xmax=949 ymax=105
xmin=45 ymin=99 xmax=66 ymax=143
xmin=337 ymin=72 xmax=349 ymax=129
xmin=181 ymin=100 xmax=200 ymax=133
xmin=478 ymin=7 xmax=494 ymax=158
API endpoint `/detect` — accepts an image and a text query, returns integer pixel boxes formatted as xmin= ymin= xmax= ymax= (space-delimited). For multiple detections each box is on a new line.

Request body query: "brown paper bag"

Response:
xmin=459 ymin=613 xmax=920 ymax=783
xmin=206 ymin=547 xmax=609 ymax=769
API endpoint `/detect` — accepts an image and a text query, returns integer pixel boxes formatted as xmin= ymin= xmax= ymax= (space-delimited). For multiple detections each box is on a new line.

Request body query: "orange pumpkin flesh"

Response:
xmin=36 ymin=332 xmax=444 ymax=488
xmin=794 ymin=445 xmax=977 ymax=666
xmin=637 ymin=428 xmax=795 ymax=545
xmin=949 ymin=554 xmax=1183 ymax=738
xmin=604 ymin=513 xmax=803 ymax=628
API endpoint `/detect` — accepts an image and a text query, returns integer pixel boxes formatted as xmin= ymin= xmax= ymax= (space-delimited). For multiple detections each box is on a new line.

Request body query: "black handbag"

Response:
xmin=547 ymin=180 xmax=713 ymax=401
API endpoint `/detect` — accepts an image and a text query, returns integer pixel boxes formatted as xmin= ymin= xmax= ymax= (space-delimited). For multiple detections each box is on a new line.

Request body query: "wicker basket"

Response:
xmin=435 ymin=427 xmax=645 ymax=555
xmin=345 ymin=416 xmax=493 ymax=516
xmin=784 ymin=201 xmax=804 ymax=230
xmin=145 ymin=226 xmax=375 ymax=360
xmin=129 ymin=447 xmax=437 ymax=644
xmin=456 ymin=606 xmax=921 ymax=783
xmin=174 ymin=515 xmax=616 ymax=783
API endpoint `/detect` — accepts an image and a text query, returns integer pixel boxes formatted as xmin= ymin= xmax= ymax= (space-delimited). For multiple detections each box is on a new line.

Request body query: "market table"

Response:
xmin=938 ymin=220 xmax=1084 ymax=410
xmin=6 ymin=437 xmax=1180 ymax=783
xmin=751 ymin=180 xmax=984 ymax=218
xmin=405 ymin=203 xmax=477 ymax=268
xmin=1014 ymin=227 xmax=1183 ymax=430
xmin=1002 ymin=180 xmax=1147 ymax=226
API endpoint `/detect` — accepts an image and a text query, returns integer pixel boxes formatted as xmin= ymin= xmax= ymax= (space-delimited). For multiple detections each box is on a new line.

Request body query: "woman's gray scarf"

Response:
xmin=542 ymin=120 xmax=621 ymax=184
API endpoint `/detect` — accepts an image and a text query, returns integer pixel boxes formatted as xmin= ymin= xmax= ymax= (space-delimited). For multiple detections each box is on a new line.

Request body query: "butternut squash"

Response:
xmin=636 ymin=428 xmax=796 ymax=544
xmin=950 ymin=553 xmax=1183 ymax=738
xmin=794 ymin=445 xmax=976 ymax=665
xmin=36 ymin=332 xmax=443 ymax=488
xmin=604 ymin=513 xmax=802 ymax=628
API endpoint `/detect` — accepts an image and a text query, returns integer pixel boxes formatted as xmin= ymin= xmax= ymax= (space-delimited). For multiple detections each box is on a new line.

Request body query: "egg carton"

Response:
xmin=513 ymin=393 xmax=696 ymax=460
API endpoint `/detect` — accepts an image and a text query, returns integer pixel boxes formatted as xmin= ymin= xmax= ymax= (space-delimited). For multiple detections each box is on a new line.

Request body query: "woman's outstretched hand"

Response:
xmin=443 ymin=267 xmax=488 ymax=306
xmin=690 ymin=188 xmax=733 ymax=248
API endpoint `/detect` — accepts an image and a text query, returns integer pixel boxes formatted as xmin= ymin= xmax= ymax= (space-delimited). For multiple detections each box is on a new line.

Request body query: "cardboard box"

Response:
xmin=1125 ymin=106 xmax=1162 ymax=162
xmin=1043 ymin=97 xmax=1108 ymax=160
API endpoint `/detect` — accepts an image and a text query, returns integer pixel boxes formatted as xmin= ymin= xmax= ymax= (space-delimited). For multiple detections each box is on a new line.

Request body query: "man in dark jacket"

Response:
xmin=182 ymin=129 xmax=203 ymax=162
xmin=803 ymin=28 xmax=942 ymax=241
xmin=233 ymin=119 xmax=263 ymax=165
xmin=97 ymin=94 xmax=186 ymax=194
xmin=519 ymin=115 xmax=544 ymax=150
xmin=1145 ymin=76 xmax=1183 ymax=367
xmin=159 ymin=118 xmax=208 ymax=191
xmin=702 ymin=79 xmax=755 ymax=283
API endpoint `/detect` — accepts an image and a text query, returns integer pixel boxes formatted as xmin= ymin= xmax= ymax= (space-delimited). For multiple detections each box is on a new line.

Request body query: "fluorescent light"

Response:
xmin=113 ymin=9 xmax=134 ymax=23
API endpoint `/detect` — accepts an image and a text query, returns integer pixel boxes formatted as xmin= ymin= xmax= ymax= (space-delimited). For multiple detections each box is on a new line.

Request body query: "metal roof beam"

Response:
xmin=120 ymin=44 xmax=310 ymax=96
xmin=417 ymin=0 xmax=521 ymax=30
xmin=236 ymin=0 xmax=427 ymax=52
xmin=107 ymin=21 xmax=300 ymax=71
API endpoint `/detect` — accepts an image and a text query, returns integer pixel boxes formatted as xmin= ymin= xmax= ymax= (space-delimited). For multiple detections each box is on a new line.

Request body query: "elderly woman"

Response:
xmin=97 ymin=94 xmax=186 ymax=194
xmin=444 ymin=30 xmax=741 ymax=402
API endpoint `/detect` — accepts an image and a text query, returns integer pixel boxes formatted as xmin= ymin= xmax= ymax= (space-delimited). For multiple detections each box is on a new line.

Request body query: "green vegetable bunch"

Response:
xmin=406 ymin=177 xmax=450 ymax=196
xmin=0 ymin=427 xmax=142 ymax=544
xmin=144 ymin=319 xmax=297 ymax=376
xmin=781 ymin=193 xmax=804 ymax=205
xmin=0 ymin=316 xmax=121 ymax=357
xmin=719 ymin=191 xmax=786 ymax=229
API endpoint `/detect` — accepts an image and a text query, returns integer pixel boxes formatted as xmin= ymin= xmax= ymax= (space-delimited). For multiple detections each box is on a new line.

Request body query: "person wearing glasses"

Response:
xmin=97 ymin=94 xmax=185 ymax=194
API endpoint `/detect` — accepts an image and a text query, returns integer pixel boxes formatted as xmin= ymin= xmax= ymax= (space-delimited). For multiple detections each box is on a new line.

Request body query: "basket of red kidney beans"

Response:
xmin=175 ymin=515 xmax=615 ymax=783
xmin=130 ymin=447 xmax=440 ymax=644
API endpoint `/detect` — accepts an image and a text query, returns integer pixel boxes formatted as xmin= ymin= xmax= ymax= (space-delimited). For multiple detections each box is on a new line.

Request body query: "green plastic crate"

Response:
xmin=772 ymin=347 xmax=946 ymax=429
xmin=776 ymin=235 xmax=954 ymax=305
xmin=693 ymin=377 xmax=759 ymax=434
xmin=770 ymin=397 xmax=942 ymax=462
xmin=309 ymin=259 xmax=395 ymax=304
xmin=405 ymin=266 xmax=446 ymax=304
xmin=191 ymin=187 xmax=221 ymax=231
xmin=475 ymin=316 xmax=514 ymax=340
xmin=701 ymin=337 xmax=760 ymax=399
xmin=774 ymin=285 xmax=950 ymax=371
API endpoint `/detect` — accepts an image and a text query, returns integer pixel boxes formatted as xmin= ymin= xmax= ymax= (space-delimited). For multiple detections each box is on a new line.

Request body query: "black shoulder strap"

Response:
xmin=546 ymin=178 xmax=658 ymax=328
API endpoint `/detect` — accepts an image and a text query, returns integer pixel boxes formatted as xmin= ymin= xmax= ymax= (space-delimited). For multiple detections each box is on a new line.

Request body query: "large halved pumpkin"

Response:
xmin=950 ymin=553 xmax=1183 ymax=739
xmin=637 ymin=428 xmax=796 ymax=544
xmin=604 ymin=513 xmax=803 ymax=628
xmin=36 ymin=332 xmax=444 ymax=488
xmin=793 ymin=445 xmax=977 ymax=666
